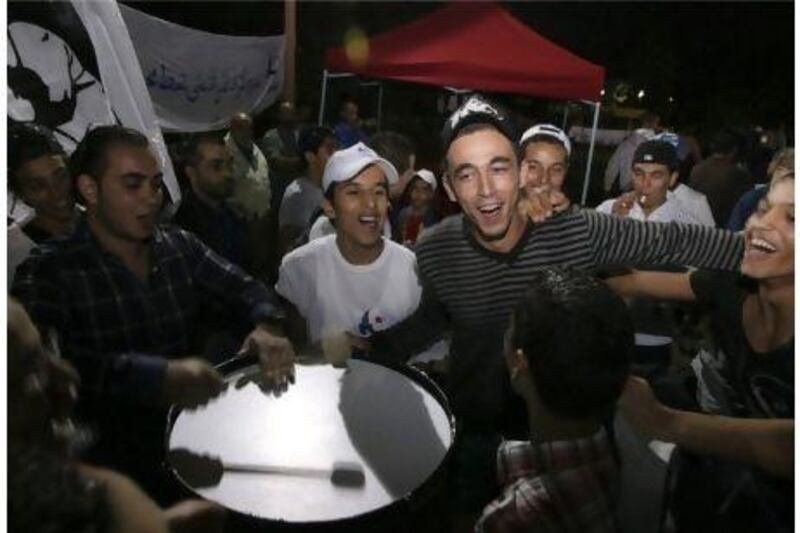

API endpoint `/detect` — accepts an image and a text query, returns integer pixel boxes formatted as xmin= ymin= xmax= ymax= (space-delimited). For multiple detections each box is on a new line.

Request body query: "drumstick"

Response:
xmin=222 ymin=460 xmax=365 ymax=488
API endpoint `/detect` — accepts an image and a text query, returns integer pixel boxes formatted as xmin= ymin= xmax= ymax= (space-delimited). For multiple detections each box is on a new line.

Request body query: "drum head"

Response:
xmin=167 ymin=358 xmax=454 ymax=524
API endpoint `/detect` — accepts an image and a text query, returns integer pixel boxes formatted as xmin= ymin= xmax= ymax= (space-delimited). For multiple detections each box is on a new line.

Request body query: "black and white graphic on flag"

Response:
xmin=6 ymin=0 xmax=180 ymax=211
xmin=8 ymin=1 xmax=117 ymax=151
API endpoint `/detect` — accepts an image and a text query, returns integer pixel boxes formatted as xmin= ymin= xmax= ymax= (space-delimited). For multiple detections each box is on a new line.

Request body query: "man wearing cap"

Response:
xmin=518 ymin=123 xmax=572 ymax=193
xmin=603 ymin=112 xmax=661 ymax=195
xmin=396 ymin=168 xmax=440 ymax=246
xmin=369 ymin=94 xmax=744 ymax=521
xmin=596 ymin=139 xmax=708 ymax=377
xmin=596 ymin=139 xmax=703 ymax=225
xmin=277 ymin=126 xmax=338 ymax=254
xmin=276 ymin=142 xmax=444 ymax=364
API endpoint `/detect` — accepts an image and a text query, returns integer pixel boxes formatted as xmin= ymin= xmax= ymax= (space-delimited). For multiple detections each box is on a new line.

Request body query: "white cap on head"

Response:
xmin=322 ymin=142 xmax=399 ymax=193
xmin=412 ymin=169 xmax=437 ymax=191
xmin=519 ymin=124 xmax=572 ymax=157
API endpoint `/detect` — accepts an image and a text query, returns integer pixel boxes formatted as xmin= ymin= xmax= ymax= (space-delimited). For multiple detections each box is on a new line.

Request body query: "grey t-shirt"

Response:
xmin=279 ymin=177 xmax=323 ymax=230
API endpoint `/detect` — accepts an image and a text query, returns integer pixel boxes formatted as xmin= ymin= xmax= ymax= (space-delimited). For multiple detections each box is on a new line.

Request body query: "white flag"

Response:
xmin=7 ymin=0 xmax=181 ymax=216
xmin=119 ymin=4 xmax=285 ymax=133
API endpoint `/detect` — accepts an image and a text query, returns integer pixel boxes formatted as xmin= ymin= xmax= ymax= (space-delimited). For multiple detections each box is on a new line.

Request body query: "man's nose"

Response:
xmin=477 ymin=171 xmax=495 ymax=196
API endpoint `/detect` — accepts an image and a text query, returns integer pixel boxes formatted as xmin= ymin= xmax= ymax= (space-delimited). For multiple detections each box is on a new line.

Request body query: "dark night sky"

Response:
xmin=124 ymin=1 xmax=793 ymax=132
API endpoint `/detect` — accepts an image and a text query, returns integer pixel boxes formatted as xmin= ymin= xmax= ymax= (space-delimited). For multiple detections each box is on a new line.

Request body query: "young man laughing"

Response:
xmin=276 ymin=142 xmax=448 ymax=364
xmin=370 ymin=94 xmax=744 ymax=521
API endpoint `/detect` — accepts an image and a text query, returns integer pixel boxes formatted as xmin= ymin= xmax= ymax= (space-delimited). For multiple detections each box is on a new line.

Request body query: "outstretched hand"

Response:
xmin=519 ymin=184 xmax=570 ymax=223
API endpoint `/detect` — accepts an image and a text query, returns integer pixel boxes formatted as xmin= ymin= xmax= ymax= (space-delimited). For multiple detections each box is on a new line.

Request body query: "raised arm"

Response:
xmin=586 ymin=210 xmax=744 ymax=271
xmin=620 ymin=376 xmax=793 ymax=479
xmin=604 ymin=270 xmax=696 ymax=301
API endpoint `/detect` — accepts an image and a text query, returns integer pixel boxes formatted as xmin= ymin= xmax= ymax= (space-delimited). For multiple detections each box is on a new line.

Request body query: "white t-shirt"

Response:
xmin=596 ymin=194 xmax=700 ymax=225
xmin=278 ymin=177 xmax=323 ymax=230
xmin=671 ymin=184 xmax=715 ymax=227
xmin=276 ymin=235 xmax=446 ymax=362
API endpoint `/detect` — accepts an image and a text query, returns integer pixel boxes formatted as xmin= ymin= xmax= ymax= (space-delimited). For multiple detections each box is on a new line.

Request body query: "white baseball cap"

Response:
xmin=519 ymin=124 xmax=572 ymax=157
xmin=411 ymin=169 xmax=438 ymax=192
xmin=322 ymin=142 xmax=399 ymax=193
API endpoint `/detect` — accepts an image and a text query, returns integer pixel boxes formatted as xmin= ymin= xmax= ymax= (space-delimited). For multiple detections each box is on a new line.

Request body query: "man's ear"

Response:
xmin=76 ymin=174 xmax=99 ymax=207
xmin=669 ymin=171 xmax=679 ymax=189
xmin=304 ymin=151 xmax=315 ymax=166
xmin=322 ymin=196 xmax=336 ymax=220
xmin=442 ymin=175 xmax=457 ymax=203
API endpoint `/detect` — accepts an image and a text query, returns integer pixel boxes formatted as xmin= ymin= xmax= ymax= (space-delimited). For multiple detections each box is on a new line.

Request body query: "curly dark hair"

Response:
xmin=509 ymin=268 xmax=633 ymax=421
xmin=8 ymin=445 xmax=110 ymax=533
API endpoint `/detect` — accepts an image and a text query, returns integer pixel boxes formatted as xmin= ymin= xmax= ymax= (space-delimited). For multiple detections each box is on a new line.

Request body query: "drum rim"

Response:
xmin=164 ymin=354 xmax=457 ymax=526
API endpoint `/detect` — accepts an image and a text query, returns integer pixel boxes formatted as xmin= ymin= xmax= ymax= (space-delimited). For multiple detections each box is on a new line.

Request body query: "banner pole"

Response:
xmin=318 ymin=69 xmax=329 ymax=126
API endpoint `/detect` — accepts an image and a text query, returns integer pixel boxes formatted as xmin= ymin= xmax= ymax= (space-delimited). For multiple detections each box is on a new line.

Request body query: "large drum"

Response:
xmin=166 ymin=356 xmax=455 ymax=531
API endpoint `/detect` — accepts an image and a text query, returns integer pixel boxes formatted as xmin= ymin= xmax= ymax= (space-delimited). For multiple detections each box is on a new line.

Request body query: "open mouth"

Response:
xmin=358 ymin=215 xmax=380 ymax=231
xmin=745 ymin=236 xmax=778 ymax=258
xmin=477 ymin=203 xmax=502 ymax=222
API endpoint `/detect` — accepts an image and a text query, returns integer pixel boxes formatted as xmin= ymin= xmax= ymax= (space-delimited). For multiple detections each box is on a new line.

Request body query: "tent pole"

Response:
xmin=562 ymin=103 xmax=569 ymax=130
xmin=377 ymin=83 xmax=384 ymax=131
xmin=318 ymin=69 xmax=329 ymax=126
xmin=580 ymin=101 xmax=601 ymax=206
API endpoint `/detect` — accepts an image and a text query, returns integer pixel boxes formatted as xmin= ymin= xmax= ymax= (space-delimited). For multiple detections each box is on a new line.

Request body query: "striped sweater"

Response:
xmin=372 ymin=209 xmax=744 ymax=434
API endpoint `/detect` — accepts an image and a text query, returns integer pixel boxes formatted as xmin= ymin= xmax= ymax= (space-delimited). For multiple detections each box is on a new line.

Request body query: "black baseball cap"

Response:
xmin=440 ymin=94 xmax=517 ymax=150
xmin=632 ymin=140 xmax=679 ymax=172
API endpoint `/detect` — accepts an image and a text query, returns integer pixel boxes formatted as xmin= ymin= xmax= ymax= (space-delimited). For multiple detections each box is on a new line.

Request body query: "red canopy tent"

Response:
xmin=320 ymin=2 xmax=606 ymax=203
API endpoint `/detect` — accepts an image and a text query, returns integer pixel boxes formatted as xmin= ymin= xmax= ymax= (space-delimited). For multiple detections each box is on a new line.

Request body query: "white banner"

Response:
xmin=7 ymin=0 xmax=181 ymax=216
xmin=119 ymin=4 xmax=285 ymax=133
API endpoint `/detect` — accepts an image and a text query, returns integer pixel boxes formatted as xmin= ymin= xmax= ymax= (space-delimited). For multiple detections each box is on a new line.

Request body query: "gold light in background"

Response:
xmin=344 ymin=27 xmax=369 ymax=67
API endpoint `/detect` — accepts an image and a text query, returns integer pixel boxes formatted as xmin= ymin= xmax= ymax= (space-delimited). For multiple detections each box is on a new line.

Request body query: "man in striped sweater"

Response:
xmin=371 ymin=95 xmax=744 ymax=521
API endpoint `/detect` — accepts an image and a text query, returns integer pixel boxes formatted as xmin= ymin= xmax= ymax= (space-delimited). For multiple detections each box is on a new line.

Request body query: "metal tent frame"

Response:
xmin=318 ymin=69 xmax=601 ymax=206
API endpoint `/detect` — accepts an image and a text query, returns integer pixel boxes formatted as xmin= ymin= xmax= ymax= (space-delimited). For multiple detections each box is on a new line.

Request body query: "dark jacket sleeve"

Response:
xmin=370 ymin=282 xmax=449 ymax=364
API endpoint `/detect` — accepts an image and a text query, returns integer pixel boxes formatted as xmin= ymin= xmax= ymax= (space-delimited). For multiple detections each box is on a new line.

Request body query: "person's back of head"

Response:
xmin=368 ymin=131 xmax=416 ymax=176
xmin=709 ymin=128 xmax=740 ymax=158
xmin=640 ymin=112 xmax=660 ymax=131
xmin=508 ymin=268 xmax=633 ymax=423
xmin=9 ymin=445 xmax=111 ymax=533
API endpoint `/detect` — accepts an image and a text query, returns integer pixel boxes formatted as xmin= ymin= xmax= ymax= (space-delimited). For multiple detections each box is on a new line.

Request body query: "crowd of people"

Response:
xmin=6 ymin=90 xmax=793 ymax=533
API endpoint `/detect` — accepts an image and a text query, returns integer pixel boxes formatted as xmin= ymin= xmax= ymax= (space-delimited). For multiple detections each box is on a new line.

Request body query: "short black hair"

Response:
xmin=180 ymin=131 xmax=225 ymax=169
xmin=69 ymin=125 xmax=149 ymax=182
xmin=8 ymin=445 xmax=111 ymax=533
xmin=709 ymin=128 xmax=740 ymax=156
xmin=298 ymin=126 xmax=336 ymax=156
xmin=509 ymin=268 xmax=633 ymax=421
xmin=8 ymin=123 xmax=65 ymax=192
xmin=368 ymin=131 xmax=415 ymax=175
